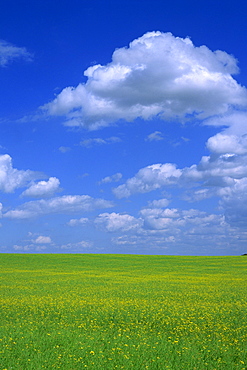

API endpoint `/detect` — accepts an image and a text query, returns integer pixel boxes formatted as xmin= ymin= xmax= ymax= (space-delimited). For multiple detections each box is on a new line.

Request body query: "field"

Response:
xmin=0 ymin=254 xmax=246 ymax=369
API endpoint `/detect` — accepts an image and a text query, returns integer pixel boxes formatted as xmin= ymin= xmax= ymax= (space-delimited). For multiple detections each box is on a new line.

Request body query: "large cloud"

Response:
xmin=140 ymin=207 xmax=223 ymax=232
xmin=92 ymin=206 xmax=242 ymax=252
xmin=113 ymin=150 xmax=247 ymax=199
xmin=112 ymin=117 xmax=247 ymax=229
xmin=0 ymin=154 xmax=41 ymax=193
xmin=0 ymin=40 xmax=33 ymax=67
xmin=3 ymin=195 xmax=114 ymax=219
xmin=107 ymin=204 xmax=247 ymax=253
xmin=42 ymin=31 xmax=247 ymax=129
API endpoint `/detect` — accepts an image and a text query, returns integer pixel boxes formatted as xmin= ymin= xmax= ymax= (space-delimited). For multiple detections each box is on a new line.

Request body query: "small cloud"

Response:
xmin=145 ymin=131 xmax=164 ymax=141
xmin=95 ymin=212 xmax=143 ymax=232
xmin=59 ymin=146 xmax=71 ymax=153
xmin=80 ymin=138 xmax=106 ymax=147
xmin=34 ymin=236 xmax=52 ymax=244
xmin=99 ymin=173 xmax=122 ymax=184
xmin=67 ymin=217 xmax=89 ymax=226
xmin=60 ymin=240 xmax=93 ymax=251
xmin=147 ymin=198 xmax=170 ymax=208
xmin=79 ymin=173 xmax=89 ymax=179
xmin=21 ymin=177 xmax=61 ymax=198
xmin=0 ymin=40 xmax=33 ymax=67
xmin=181 ymin=136 xmax=190 ymax=142
xmin=80 ymin=136 xmax=121 ymax=148
xmin=13 ymin=244 xmax=47 ymax=252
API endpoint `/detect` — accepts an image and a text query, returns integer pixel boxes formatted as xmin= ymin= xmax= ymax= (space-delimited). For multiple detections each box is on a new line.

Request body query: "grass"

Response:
xmin=0 ymin=254 xmax=246 ymax=369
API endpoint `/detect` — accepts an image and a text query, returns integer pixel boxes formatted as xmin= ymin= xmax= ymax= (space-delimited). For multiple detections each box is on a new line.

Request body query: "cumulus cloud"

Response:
xmin=0 ymin=154 xmax=41 ymax=193
xmin=111 ymin=116 xmax=247 ymax=233
xmin=182 ymin=153 xmax=247 ymax=184
xmin=113 ymin=163 xmax=182 ymax=198
xmin=108 ymin=206 xmax=243 ymax=253
xmin=113 ymin=149 xmax=247 ymax=199
xmin=95 ymin=212 xmax=143 ymax=232
xmin=42 ymin=31 xmax=247 ymax=129
xmin=0 ymin=40 xmax=33 ymax=66
xmin=3 ymin=195 xmax=114 ymax=219
xmin=207 ymin=133 xmax=247 ymax=155
xmin=111 ymin=104 xmax=247 ymax=230
xmin=140 ymin=207 xmax=181 ymax=230
xmin=21 ymin=177 xmax=61 ymax=198
xmin=140 ymin=206 xmax=222 ymax=231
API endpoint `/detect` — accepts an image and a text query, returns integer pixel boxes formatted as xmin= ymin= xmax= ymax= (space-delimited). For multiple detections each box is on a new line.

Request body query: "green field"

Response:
xmin=0 ymin=254 xmax=246 ymax=369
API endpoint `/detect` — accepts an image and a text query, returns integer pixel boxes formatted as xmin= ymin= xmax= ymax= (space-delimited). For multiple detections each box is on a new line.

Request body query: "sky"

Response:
xmin=1 ymin=0 xmax=247 ymax=255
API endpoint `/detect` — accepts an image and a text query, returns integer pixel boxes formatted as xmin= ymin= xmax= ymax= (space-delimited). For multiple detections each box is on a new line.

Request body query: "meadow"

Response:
xmin=0 ymin=254 xmax=246 ymax=369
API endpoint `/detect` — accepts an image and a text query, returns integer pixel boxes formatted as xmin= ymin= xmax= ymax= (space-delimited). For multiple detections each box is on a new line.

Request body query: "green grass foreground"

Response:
xmin=0 ymin=254 xmax=246 ymax=369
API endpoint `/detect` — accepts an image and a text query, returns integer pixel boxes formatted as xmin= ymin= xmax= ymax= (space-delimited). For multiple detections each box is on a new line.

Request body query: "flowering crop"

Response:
xmin=0 ymin=254 xmax=246 ymax=369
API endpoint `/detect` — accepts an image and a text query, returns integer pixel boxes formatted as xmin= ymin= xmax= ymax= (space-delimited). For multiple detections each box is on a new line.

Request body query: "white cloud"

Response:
xmin=204 ymin=111 xmax=247 ymax=135
xmin=113 ymin=163 xmax=182 ymax=198
xmin=67 ymin=217 xmax=89 ymax=226
xmin=80 ymin=136 xmax=121 ymax=147
xmin=147 ymin=198 xmax=170 ymax=208
xmin=113 ymin=148 xmax=247 ymax=199
xmin=183 ymin=153 xmax=247 ymax=183
xmin=0 ymin=40 xmax=33 ymax=67
xmin=109 ymin=206 xmax=244 ymax=253
xmin=42 ymin=31 xmax=247 ymax=129
xmin=13 ymin=244 xmax=47 ymax=252
xmin=0 ymin=154 xmax=41 ymax=193
xmin=21 ymin=177 xmax=61 ymax=198
xmin=207 ymin=133 xmax=247 ymax=155
xmin=145 ymin=131 xmax=164 ymax=141
xmin=60 ymin=240 xmax=93 ymax=251
xmin=140 ymin=207 xmax=181 ymax=230
xmin=80 ymin=138 xmax=106 ymax=147
xmin=111 ymin=124 xmax=247 ymax=231
xmin=218 ymin=178 xmax=247 ymax=227
xmin=99 ymin=173 xmax=122 ymax=184
xmin=59 ymin=146 xmax=71 ymax=153
xmin=34 ymin=235 xmax=52 ymax=244
xmin=3 ymin=195 xmax=114 ymax=219
xmin=95 ymin=212 xmax=143 ymax=232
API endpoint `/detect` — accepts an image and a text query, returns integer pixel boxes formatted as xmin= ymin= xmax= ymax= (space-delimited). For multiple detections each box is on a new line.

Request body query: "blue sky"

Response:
xmin=1 ymin=0 xmax=247 ymax=255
